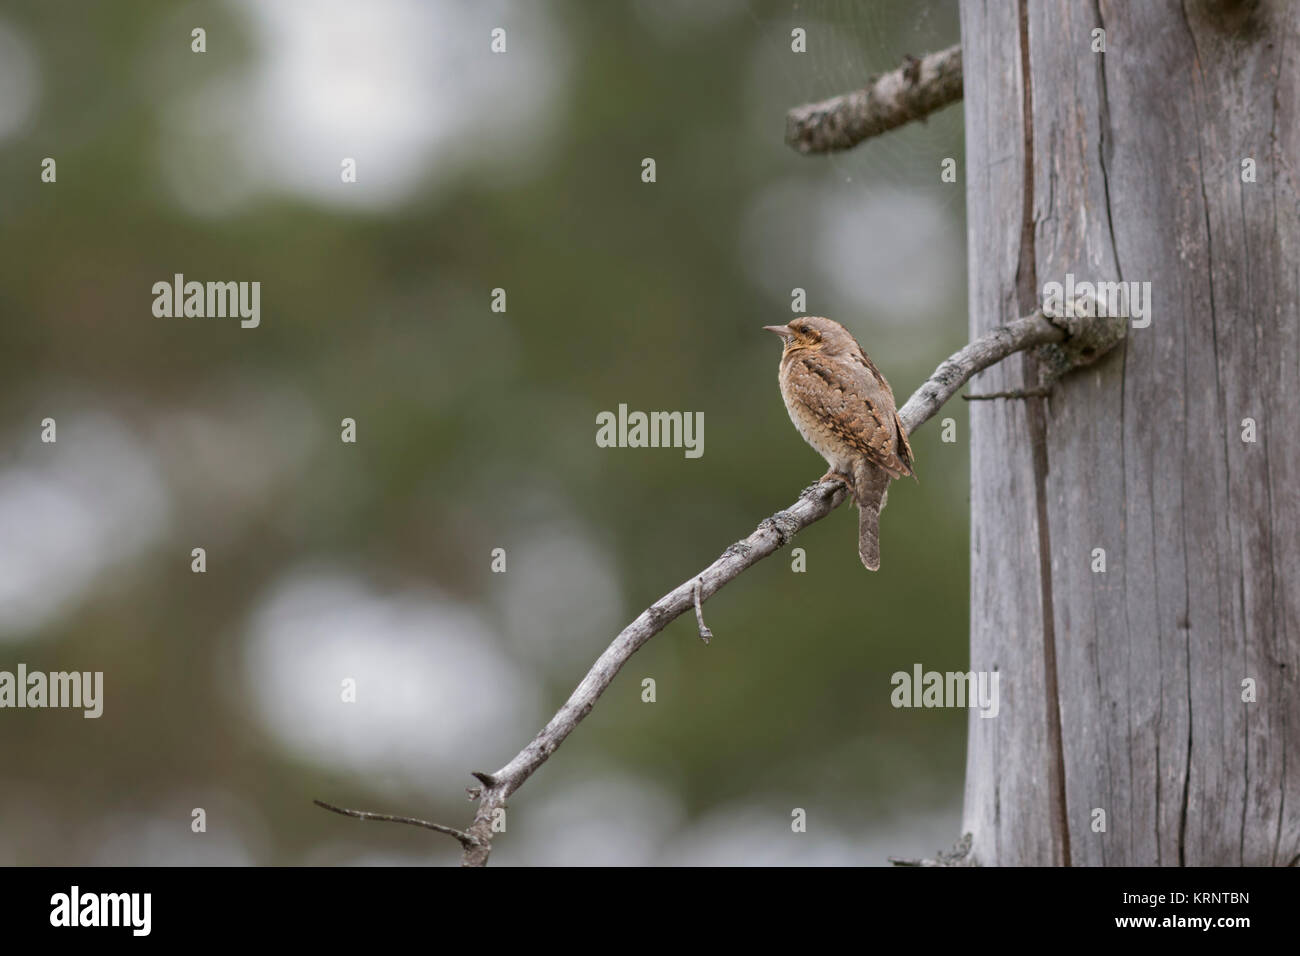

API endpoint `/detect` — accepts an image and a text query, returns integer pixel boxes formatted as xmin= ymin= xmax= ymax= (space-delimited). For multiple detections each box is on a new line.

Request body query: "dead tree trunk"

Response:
xmin=961 ymin=0 xmax=1300 ymax=865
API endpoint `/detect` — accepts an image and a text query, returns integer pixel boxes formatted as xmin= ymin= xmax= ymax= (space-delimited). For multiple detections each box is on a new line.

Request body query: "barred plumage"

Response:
xmin=764 ymin=316 xmax=914 ymax=570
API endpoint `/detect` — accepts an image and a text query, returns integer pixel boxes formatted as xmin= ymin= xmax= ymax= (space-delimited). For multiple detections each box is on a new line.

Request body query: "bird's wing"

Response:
xmin=791 ymin=351 xmax=913 ymax=479
xmin=894 ymin=411 xmax=916 ymax=478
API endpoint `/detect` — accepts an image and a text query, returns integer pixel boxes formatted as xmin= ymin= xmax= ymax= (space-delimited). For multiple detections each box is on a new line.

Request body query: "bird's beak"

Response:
xmin=763 ymin=324 xmax=792 ymax=341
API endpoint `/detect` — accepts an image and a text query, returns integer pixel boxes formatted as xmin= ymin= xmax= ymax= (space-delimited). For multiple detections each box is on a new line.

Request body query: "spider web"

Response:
xmin=745 ymin=0 xmax=964 ymax=212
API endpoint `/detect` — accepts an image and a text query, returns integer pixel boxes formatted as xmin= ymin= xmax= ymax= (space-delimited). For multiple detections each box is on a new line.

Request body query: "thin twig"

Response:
xmin=785 ymin=44 xmax=963 ymax=154
xmin=312 ymin=799 xmax=480 ymax=848
xmin=693 ymin=578 xmax=713 ymax=643
xmin=322 ymin=309 xmax=1099 ymax=867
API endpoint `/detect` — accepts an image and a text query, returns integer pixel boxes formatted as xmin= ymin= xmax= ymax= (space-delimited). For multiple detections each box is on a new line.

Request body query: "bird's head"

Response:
xmin=763 ymin=316 xmax=856 ymax=356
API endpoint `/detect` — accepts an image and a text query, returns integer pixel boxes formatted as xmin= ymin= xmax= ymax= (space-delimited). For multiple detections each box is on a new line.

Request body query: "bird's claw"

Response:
xmin=818 ymin=471 xmax=855 ymax=496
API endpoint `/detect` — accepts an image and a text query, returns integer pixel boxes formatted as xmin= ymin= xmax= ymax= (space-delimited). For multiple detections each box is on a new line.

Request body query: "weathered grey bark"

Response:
xmin=961 ymin=0 xmax=1300 ymax=865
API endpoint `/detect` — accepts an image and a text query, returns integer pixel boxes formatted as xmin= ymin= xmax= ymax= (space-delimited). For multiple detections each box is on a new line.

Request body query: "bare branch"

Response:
xmin=320 ymin=308 xmax=1112 ymax=867
xmin=785 ymin=44 xmax=963 ymax=155
xmin=456 ymin=478 xmax=852 ymax=864
xmin=896 ymin=310 xmax=1062 ymax=427
xmin=452 ymin=310 xmax=1077 ymax=865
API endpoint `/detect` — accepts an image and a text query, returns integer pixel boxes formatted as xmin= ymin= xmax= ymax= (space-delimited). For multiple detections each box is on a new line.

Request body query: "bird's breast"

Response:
xmin=777 ymin=359 xmax=854 ymax=471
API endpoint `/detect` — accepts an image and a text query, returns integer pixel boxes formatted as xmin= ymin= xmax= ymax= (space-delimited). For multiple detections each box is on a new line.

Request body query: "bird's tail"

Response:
xmin=852 ymin=460 xmax=892 ymax=572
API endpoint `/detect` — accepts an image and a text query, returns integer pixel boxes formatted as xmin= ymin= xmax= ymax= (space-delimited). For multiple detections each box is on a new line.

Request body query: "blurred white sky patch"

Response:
xmin=654 ymin=801 xmax=961 ymax=866
xmin=92 ymin=816 xmax=256 ymax=865
xmin=739 ymin=178 xmax=961 ymax=326
xmin=498 ymin=772 xmax=684 ymax=866
xmin=0 ymin=17 xmax=39 ymax=143
xmin=816 ymin=188 xmax=962 ymax=317
xmin=242 ymin=568 xmax=537 ymax=789
xmin=0 ymin=414 xmax=170 ymax=641
xmin=0 ymin=383 xmax=323 ymax=641
xmin=156 ymin=70 xmax=263 ymax=219
xmin=496 ymin=510 xmax=624 ymax=675
xmin=160 ymin=0 xmax=568 ymax=216
xmin=90 ymin=792 xmax=264 ymax=865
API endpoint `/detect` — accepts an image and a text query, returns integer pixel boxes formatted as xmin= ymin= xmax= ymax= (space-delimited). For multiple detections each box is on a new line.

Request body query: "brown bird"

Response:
xmin=764 ymin=316 xmax=914 ymax=570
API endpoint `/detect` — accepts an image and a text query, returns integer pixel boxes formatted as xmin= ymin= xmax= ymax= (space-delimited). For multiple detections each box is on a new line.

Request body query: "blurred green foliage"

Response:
xmin=0 ymin=0 xmax=968 ymax=864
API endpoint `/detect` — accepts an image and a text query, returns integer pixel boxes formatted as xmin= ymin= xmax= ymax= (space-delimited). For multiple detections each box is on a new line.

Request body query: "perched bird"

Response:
xmin=764 ymin=316 xmax=914 ymax=570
